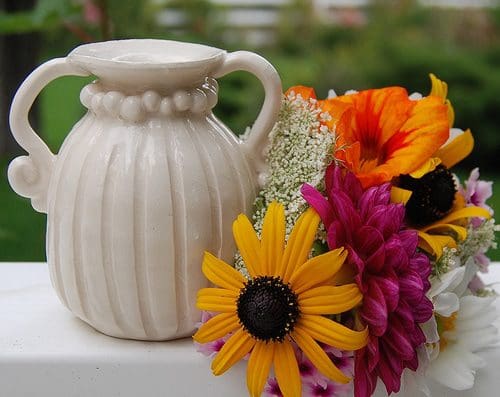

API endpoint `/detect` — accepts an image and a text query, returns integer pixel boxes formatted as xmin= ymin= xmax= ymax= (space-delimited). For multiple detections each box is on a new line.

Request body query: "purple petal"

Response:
xmin=399 ymin=270 xmax=424 ymax=304
xmin=372 ymin=274 xmax=400 ymax=313
xmin=354 ymin=350 xmax=378 ymax=397
xmin=330 ymin=190 xmax=362 ymax=235
xmin=361 ymin=280 xmax=388 ymax=336
xmin=378 ymin=347 xmax=402 ymax=395
xmin=398 ymin=229 xmax=419 ymax=257
xmin=364 ymin=205 xmax=403 ymax=239
xmin=326 ymin=221 xmax=348 ymax=250
xmin=366 ymin=337 xmax=379 ymax=373
xmin=412 ymin=296 xmax=433 ymax=323
xmin=384 ymin=318 xmax=414 ymax=360
xmin=301 ymin=183 xmax=335 ymax=228
xmin=384 ymin=237 xmax=409 ymax=271
xmin=353 ymin=226 xmax=385 ymax=268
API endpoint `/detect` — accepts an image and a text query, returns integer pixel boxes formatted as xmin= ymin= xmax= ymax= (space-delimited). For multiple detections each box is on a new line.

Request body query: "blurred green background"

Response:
xmin=0 ymin=0 xmax=499 ymax=262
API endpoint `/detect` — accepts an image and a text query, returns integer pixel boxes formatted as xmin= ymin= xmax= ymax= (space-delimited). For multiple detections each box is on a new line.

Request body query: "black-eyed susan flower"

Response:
xmin=193 ymin=202 xmax=368 ymax=397
xmin=390 ymin=75 xmax=491 ymax=259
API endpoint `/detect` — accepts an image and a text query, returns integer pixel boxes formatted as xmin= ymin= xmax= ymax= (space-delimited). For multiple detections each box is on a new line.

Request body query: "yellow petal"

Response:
xmin=417 ymin=231 xmax=456 ymax=259
xmin=423 ymin=223 xmax=467 ymax=241
xmin=390 ymin=186 xmax=413 ymax=205
xmin=211 ymin=328 xmax=256 ymax=375
xmin=279 ymin=207 xmax=320 ymax=282
xmin=247 ymin=341 xmax=275 ymax=397
xmin=430 ymin=73 xmax=448 ymax=99
xmin=297 ymin=315 xmax=368 ymax=351
xmin=292 ymin=325 xmax=351 ymax=384
xmin=274 ymin=340 xmax=301 ymax=397
xmin=202 ymin=252 xmax=246 ymax=291
xmin=193 ymin=313 xmax=240 ymax=343
xmin=445 ymin=99 xmax=455 ymax=126
xmin=198 ymin=288 xmax=239 ymax=298
xmin=409 ymin=157 xmax=441 ymax=178
xmin=332 ymin=263 xmax=357 ymax=285
xmin=421 ymin=205 xmax=491 ymax=231
xmin=299 ymin=284 xmax=363 ymax=315
xmin=197 ymin=293 xmax=237 ymax=313
xmin=428 ymin=74 xmax=455 ymax=124
xmin=435 ymin=129 xmax=474 ymax=168
xmin=289 ymin=248 xmax=347 ymax=294
xmin=261 ymin=202 xmax=286 ymax=276
xmin=233 ymin=214 xmax=263 ymax=277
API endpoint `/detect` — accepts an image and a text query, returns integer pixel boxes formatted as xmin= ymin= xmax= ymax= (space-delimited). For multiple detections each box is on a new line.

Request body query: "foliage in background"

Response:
xmin=1 ymin=0 xmax=499 ymax=261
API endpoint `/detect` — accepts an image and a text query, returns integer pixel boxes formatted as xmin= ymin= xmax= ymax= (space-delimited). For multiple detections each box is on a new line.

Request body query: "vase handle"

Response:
xmin=214 ymin=51 xmax=282 ymax=187
xmin=8 ymin=58 xmax=89 ymax=213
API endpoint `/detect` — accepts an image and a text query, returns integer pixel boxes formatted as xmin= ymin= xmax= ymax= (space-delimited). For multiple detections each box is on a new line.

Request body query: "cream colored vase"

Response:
xmin=8 ymin=39 xmax=282 ymax=340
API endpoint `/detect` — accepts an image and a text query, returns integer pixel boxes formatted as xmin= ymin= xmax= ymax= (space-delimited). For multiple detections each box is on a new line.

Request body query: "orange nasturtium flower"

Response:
xmin=319 ymin=86 xmax=450 ymax=189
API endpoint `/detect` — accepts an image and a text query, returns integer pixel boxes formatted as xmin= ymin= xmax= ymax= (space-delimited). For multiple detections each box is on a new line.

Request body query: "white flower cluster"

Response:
xmin=458 ymin=219 xmax=499 ymax=265
xmin=432 ymin=246 xmax=459 ymax=277
xmin=235 ymin=91 xmax=335 ymax=273
xmin=252 ymin=91 xmax=335 ymax=235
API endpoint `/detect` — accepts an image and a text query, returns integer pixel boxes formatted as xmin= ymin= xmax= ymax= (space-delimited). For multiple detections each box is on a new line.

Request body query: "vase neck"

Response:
xmin=80 ymin=77 xmax=219 ymax=122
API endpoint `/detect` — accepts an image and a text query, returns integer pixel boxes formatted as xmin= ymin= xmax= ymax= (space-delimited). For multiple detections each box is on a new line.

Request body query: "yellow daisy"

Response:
xmin=391 ymin=75 xmax=491 ymax=258
xmin=193 ymin=202 xmax=368 ymax=397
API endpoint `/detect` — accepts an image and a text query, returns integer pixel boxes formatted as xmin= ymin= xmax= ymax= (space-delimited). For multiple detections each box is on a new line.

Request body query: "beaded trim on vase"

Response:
xmin=80 ymin=77 xmax=219 ymax=122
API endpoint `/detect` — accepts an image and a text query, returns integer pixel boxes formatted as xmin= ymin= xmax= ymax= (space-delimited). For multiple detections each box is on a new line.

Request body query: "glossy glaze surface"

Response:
xmin=8 ymin=39 xmax=282 ymax=340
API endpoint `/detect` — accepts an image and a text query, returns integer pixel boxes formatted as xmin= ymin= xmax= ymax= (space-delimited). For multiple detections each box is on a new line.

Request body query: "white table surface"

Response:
xmin=1 ymin=262 xmax=499 ymax=397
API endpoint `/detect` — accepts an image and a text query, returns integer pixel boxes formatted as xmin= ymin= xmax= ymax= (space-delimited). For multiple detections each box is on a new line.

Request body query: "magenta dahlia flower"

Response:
xmin=302 ymin=165 xmax=433 ymax=397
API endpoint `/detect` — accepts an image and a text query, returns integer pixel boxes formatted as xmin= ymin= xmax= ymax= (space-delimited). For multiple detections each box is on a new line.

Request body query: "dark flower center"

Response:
xmin=399 ymin=165 xmax=457 ymax=227
xmin=237 ymin=276 xmax=300 ymax=342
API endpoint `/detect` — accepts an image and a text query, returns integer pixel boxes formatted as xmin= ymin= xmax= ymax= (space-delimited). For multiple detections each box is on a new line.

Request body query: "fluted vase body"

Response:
xmin=7 ymin=40 xmax=282 ymax=340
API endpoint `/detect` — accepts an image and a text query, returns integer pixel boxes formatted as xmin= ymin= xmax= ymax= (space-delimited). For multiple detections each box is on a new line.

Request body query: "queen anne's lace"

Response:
xmin=235 ymin=91 xmax=334 ymax=273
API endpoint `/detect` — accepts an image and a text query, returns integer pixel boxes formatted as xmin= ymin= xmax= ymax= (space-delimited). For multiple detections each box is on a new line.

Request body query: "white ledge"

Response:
xmin=1 ymin=262 xmax=500 ymax=396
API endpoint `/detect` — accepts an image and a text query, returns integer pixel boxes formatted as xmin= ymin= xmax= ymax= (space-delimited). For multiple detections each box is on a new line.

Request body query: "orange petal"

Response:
xmin=285 ymin=85 xmax=317 ymax=100
xmin=383 ymin=95 xmax=450 ymax=178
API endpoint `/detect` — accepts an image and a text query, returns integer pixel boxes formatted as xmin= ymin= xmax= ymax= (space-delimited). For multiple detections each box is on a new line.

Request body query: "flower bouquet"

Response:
xmin=193 ymin=75 xmax=498 ymax=397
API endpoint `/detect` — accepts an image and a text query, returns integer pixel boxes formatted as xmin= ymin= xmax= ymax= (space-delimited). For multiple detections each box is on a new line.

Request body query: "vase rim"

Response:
xmin=68 ymin=39 xmax=226 ymax=70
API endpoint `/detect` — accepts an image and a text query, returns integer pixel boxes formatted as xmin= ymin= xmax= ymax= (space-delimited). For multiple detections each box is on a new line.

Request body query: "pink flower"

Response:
xmin=302 ymin=165 xmax=433 ymax=397
xmin=264 ymin=377 xmax=283 ymax=397
xmin=322 ymin=346 xmax=354 ymax=377
xmin=264 ymin=343 xmax=353 ymax=397
xmin=468 ymin=274 xmax=485 ymax=294
xmin=194 ymin=311 xmax=229 ymax=357
xmin=460 ymin=168 xmax=493 ymax=228
xmin=304 ymin=378 xmax=353 ymax=397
